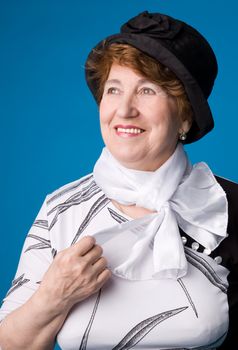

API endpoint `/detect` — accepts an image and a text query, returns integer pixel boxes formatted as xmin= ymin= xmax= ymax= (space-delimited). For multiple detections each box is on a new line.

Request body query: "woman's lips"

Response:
xmin=114 ymin=125 xmax=145 ymax=137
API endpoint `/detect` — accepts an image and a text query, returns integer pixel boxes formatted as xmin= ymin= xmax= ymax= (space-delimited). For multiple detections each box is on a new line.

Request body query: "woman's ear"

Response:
xmin=180 ymin=116 xmax=193 ymax=134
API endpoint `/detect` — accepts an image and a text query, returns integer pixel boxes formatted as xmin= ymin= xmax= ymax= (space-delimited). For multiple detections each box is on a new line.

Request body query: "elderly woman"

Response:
xmin=0 ymin=11 xmax=237 ymax=350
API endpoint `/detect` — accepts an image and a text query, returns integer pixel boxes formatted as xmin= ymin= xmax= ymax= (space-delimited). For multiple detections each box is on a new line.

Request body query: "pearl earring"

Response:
xmin=179 ymin=131 xmax=187 ymax=141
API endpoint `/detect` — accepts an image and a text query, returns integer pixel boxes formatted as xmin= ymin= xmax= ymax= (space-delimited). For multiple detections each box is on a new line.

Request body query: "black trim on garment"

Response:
xmin=213 ymin=176 xmax=238 ymax=349
xmin=176 ymin=175 xmax=238 ymax=349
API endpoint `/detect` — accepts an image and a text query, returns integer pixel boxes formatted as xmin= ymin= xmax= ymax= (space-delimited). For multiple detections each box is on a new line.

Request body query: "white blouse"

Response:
xmin=0 ymin=174 xmax=229 ymax=349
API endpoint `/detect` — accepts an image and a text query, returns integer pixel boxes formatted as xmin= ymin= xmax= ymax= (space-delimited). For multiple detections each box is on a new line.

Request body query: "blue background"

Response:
xmin=0 ymin=1 xmax=237 ymax=348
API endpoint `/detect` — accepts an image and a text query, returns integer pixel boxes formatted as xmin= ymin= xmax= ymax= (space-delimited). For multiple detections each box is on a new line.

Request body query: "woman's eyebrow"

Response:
xmin=105 ymin=78 xmax=156 ymax=86
xmin=137 ymin=79 xmax=157 ymax=86
xmin=104 ymin=79 xmax=121 ymax=85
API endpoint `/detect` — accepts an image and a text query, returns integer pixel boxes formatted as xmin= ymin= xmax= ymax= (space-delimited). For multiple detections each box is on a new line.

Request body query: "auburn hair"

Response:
xmin=86 ymin=43 xmax=193 ymax=122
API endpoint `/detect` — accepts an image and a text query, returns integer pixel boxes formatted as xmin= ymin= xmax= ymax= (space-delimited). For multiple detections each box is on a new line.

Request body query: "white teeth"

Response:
xmin=117 ymin=127 xmax=143 ymax=134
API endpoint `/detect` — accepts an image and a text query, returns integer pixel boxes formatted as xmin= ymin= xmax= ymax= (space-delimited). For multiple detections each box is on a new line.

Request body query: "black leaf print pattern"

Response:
xmin=24 ymin=234 xmax=51 ymax=253
xmin=79 ymin=289 xmax=101 ymax=350
xmin=51 ymin=248 xmax=57 ymax=258
xmin=47 ymin=174 xmax=93 ymax=205
xmin=184 ymin=247 xmax=228 ymax=293
xmin=48 ymin=180 xmax=102 ymax=230
xmin=71 ymin=195 xmax=110 ymax=245
xmin=6 ymin=274 xmax=30 ymax=297
xmin=112 ymin=306 xmax=188 ymax=350
xmin=177 ymin=278 xmax=198 ymax=318
xmin=32 ymin=219 xmax=48 ymax=230
xmin=108 ymin=207 xmax=128 ymax=224
xmin=48 ymin=180 xmax=100 ymax=217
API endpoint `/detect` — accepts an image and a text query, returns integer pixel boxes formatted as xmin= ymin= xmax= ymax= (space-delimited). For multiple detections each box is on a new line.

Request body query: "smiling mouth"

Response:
xmin=115 ymin=127 xmax=145 ymax=134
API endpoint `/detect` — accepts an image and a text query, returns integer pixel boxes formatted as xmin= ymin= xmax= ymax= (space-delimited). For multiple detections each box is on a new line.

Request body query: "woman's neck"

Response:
xmin=111 ymin=199 xmax=156 ymax=219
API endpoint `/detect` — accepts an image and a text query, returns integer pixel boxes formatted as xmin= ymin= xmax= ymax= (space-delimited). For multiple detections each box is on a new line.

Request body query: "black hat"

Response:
xmin=85 ymin=11 xmax=218 ymax=143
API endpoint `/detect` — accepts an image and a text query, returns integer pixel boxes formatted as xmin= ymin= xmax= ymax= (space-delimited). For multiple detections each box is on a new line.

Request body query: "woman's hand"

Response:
xmin=0 ymin=236 xmax=111 ymax=350
xmin=36 ymin=236 xmax=111 ymax=314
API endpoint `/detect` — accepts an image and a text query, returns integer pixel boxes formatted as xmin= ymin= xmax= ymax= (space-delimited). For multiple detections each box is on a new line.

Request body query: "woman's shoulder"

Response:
xmin=214 ymin=176 xmax=238 ymax=349
xmin=45 ymin=173 xmax=96 ymax=208
xmin=214 ymin=175 xmax=238 ymax=270
xmin=215 ymin=175 xmax=238 ymax=198
xmin=215 ymin=175 xmax=238 ymax=232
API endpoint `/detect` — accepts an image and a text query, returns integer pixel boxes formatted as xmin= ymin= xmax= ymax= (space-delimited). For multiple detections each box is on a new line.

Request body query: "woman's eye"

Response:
xmin=140 ymin=87 xmax=155 ymax=95
xmin=106 ymin=87 xmax=120 ymax=94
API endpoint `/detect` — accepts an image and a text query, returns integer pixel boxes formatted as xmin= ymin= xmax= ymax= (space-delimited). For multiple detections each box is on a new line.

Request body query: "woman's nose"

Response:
xmin=116 ymin=95 xmax=139 ymax=119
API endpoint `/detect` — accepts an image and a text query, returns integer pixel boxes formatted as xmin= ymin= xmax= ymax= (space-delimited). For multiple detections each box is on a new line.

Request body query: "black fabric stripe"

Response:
xmin=51 ymin=248 xmax=57 ymax=258
xmin=107 ymin=207 xmax=128 ymax=224
xmin=6 ymin=274 xmax=30 ymax=297
xmin=47 ymin=174 xmax=93 ymax=205
xmin=71 ymin=195 xmax=110 ymax=245
xmin=32 ymin=219 xmax=48 ymax=230
xmin=185 ymin=248 xmax=228 ymax=293
xmin=48 ymin=182 xmax=102 ymax=230
xmin=48 ymin=180 xmax=100 ymax=216
xmin=112 ymin=306 xmax=188 ymax=350
xmin=177 ymin=278 xmax=198 ymax=318
xmin=24 ymin=234 xmax=51 ymax=253
xmin=79 ymin=289 xmax=101 ymax=350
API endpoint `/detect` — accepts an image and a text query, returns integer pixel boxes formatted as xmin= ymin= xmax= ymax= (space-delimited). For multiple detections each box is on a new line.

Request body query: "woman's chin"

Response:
xmin=110 ymin=152 xmax=153 ymax=170
xmin=111 ymin=151 xmax=145 ymax=169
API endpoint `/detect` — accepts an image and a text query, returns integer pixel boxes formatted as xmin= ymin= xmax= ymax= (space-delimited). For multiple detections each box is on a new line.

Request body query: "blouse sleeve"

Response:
xmin=215 ymin=176 xmax=238 ymax=349
xmin=0 ymin=196 xmax=54 ymax=322
xmin=216 ymin=230 xmax=238 ymax=349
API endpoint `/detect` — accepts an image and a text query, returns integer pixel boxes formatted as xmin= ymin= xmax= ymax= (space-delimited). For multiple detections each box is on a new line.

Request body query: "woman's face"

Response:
xmin=99 ymin=64 xmax=190 ymax=171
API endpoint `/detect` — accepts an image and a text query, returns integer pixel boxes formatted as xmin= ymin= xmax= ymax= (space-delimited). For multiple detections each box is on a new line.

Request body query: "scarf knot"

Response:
xmin=93 ymin=144 xmax=228 ymax=280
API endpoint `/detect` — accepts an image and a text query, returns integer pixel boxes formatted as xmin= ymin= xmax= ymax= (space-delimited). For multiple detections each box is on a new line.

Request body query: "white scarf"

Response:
xmin=93 ymin=144 xmax=228 ymax=280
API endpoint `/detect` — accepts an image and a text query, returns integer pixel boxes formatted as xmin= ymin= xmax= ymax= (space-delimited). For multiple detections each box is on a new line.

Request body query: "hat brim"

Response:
xmin=86 ymin=33 xmax=214 ymax=144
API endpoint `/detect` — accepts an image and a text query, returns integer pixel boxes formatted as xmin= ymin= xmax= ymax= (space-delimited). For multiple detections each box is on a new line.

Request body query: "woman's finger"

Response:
xmin=92 ymin=256 xmax=108 ymax=274
xmin=72 ymin=236 xmax=96 ymax=256
xmin=97 ymin=268 xmax=112 ymax=285
xmin=83 ymin=244 xmax=103 ymax=264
